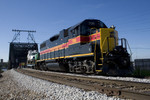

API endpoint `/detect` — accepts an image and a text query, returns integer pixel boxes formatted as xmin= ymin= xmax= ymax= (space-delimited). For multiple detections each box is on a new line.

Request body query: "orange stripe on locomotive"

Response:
xmin=40 ymin=32 xmax=100 ymax=55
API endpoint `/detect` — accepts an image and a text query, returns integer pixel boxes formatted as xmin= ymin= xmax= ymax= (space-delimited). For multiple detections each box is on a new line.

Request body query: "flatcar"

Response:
xmin=35 ymin=19 xmax=133 ymax=75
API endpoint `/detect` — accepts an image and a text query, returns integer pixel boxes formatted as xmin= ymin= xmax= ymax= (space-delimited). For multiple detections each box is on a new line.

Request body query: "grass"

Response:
xmin=133 ymin=68 xmax=150 ymax=77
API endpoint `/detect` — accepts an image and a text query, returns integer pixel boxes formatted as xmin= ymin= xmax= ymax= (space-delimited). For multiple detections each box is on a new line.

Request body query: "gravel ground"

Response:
xmin=0 ymin=69 xmax=121 ymax=100
xmin=0 ymin=70 xmax=46 ymax=100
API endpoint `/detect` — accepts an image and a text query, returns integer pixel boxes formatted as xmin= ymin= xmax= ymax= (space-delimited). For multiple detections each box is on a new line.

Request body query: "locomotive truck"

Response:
xmin=33 ymin=19 xmax=132 ymax=75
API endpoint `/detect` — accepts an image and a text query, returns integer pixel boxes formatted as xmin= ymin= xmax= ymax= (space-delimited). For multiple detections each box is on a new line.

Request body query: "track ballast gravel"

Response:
xmin=0 ymin=69 xmax=121 ymax=100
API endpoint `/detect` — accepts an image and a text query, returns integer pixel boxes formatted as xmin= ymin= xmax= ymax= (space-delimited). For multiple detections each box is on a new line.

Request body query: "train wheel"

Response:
xmin=40 ymin=63 xmax=44 ymax=70
xmin=43 ymin=63 xmax=48 ymax=71
xmin=69 ymin=62 xmax=74 ymax=73
xmin=83 ymin=60 xmax=95 ymax=74
xmin=102 ymin=62 xmax=119 ymax=76
xmin=73 ymin=61 xmax=77 ymax=73
xmin=80 ymin=66 xmax=86 ymax=74
xmin=35 ymin=63 xmax=40 ymax=70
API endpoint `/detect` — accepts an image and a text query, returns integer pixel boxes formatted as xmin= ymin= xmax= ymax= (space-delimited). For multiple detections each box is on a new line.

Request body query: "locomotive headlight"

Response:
xmin=110 ymin=25 xmax=116 ymax=29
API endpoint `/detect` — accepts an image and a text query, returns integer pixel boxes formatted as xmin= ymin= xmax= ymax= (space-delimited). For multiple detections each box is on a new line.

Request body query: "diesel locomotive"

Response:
xmin=35 ymin=19 xmax=133 ymax=75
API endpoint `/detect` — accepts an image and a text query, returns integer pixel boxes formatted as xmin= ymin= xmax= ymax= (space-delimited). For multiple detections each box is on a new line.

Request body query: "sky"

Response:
xmin=0 ymin=0 xmax=150 ymax=62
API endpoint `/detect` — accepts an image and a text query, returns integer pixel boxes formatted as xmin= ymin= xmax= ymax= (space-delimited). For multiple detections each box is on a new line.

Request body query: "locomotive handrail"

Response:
xmin=94 ymin=32 xmax=98 ymax=62
xmin=126 ymin=39 xmax=133 ymax=57
xmin=100 ymin=36 xmax=109 ymax=64
xmin=120 ymin=38 xmax=132 ymax=54
xmin=100 ymin=36 xmax=108 ymax=53
xmin=119 ymin=38 xmax=133 ymax=58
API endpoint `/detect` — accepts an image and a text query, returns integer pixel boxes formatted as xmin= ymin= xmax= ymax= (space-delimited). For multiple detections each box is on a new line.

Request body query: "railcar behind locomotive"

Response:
xmin=35 ymin=19 xmax=133 ymax=75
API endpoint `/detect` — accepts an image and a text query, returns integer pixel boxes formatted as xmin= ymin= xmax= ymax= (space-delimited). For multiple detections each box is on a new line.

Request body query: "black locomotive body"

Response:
xmin=36 ymin=19 xmax=132 ymax=75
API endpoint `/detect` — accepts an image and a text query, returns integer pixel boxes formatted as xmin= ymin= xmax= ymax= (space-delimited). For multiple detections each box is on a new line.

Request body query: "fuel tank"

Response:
xmin=46 ymin=62 xmax=66 ymax=71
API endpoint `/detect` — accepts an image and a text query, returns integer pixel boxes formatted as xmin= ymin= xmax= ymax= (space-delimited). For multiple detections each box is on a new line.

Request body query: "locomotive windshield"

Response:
xmin=81 ymin=20 xmax=107 ymax=35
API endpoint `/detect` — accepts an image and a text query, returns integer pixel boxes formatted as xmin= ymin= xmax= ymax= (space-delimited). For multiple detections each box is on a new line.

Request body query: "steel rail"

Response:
xmin=16 ymin=69 xmax=150 ymax=100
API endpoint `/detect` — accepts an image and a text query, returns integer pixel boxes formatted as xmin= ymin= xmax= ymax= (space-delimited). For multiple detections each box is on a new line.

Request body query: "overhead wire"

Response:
xmin=131 ymin=47 xmax=150 ymax=49
xmin=103 ymin=9 xmax=150 ymax=23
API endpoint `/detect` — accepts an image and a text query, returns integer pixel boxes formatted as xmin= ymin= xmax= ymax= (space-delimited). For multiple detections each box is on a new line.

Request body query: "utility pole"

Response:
xmin=0 ymin=59 xmax=3 ymax=69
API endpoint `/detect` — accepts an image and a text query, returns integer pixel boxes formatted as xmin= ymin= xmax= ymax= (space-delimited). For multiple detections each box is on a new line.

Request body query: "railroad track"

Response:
xmin=16 ymin=68 xmax=150 ymax=100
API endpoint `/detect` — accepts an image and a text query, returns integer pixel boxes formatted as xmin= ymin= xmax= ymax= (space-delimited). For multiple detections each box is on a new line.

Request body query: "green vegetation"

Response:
xmin=0 ymin=68 xmax=3 ymax=73
xmin=0 ymin=65 xmax=4 ymax=74
xmin=133 ymin=68 xmax=150 ymax=77
xmin=0 ymin=68 xmax=2 ymax=77
xmin=0 ymin=62 xmax=8 ymax=69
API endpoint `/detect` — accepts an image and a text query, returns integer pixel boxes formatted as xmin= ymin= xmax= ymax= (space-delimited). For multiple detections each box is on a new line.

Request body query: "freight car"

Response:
xmin=35 ymin=19 xmax=133 ymax=75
